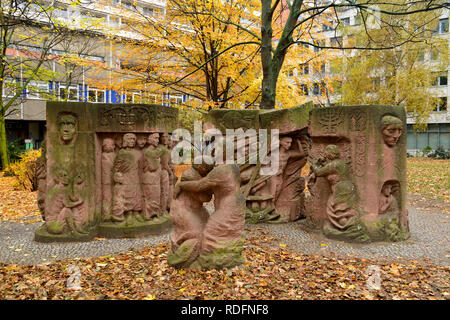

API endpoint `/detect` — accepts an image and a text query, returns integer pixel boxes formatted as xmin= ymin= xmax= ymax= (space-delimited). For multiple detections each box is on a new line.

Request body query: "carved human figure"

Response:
xmin=158 ymin=132 xmax=173 ymax=213
xmin=137 ymin=136 xmax=147 ymax=149
xmin=45 ymin=167 xmax=88 ymax=235
xmin=111 ymin=133 xmax=143 ymax=223
xmin=310 ymin=145 xmax=357 ymax=231
xmin=57 ymin=112 xmax=78 ymax=145
xmin=379 ymin=181 xmax=400 ymax=215
xmin=101 ymin=138 xmax=116 ymax=221
xmin=174 ymin=162 xmax=245 ymax=268
xmin=141 ymin=132 xmax=162 ymax=220
xmin=168 ymin=158 xmax=213 ymax=268
xmin=254 ymin=136 xmax=307 ymax=207
xmin=381 ymin=115 xmax=403 ymax=147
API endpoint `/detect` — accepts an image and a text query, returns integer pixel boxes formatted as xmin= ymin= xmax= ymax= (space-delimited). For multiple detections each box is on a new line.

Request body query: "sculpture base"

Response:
xmin=98 ymin=214 xmax=172 ymax=238
xmin=34 ymin=224 xmax=98 ymax=243
xmin=245 ymin=206 xmax=279 ymax=224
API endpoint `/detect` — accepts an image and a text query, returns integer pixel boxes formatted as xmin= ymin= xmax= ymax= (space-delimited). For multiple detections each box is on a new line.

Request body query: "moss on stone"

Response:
xmin=167 ymin=239 xmax=200 ymax=269
xmin=196 ymin=238 xmax=245 ymax=270
xmin=245 ymin=206 xmax=279 ymax=224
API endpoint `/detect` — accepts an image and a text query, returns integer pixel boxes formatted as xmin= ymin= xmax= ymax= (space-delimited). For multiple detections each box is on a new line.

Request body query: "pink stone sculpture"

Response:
xmin=168 ymin=163 xmax=213 ymax=268
xmin=141 ymin=133 xmax=162 ymax=220
xmin=101 ymin=138 xmax=116 ymax=221
xmin=310 ymin=145 xmax=357 ymax=232
xmin=168 ymin=160 xmax=245 ymax=269
xmin=158 ymin=132 xmax=173 ymax=213
xmin=111 ymin=133 xmax=143 ymax=223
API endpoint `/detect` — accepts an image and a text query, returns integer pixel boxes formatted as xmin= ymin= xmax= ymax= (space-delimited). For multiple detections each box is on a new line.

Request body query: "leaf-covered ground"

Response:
xmin=407 ymin=157 xmax=450 ymax=203
xmin=0 ymin=174 xmax=40 ymax=224
xmin=0 ymin=228 xmax=448 ymax=300
xmin=0 ymin=159 xmax=448 ymax=300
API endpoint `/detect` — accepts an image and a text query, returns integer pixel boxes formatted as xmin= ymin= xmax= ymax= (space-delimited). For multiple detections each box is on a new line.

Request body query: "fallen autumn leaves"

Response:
xmin=0 ymin=228 xmax=448 ymax=300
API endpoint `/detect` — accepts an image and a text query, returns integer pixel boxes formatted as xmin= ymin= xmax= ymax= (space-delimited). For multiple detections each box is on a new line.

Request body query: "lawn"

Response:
xmin=407 ymin=157 xmax=450 ymax=203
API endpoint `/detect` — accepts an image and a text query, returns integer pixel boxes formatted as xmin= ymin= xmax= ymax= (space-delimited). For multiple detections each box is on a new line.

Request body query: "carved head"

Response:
xmin=102 ymin=138 xmax=115 ymax=153
xmin=160 ymin=132 xmax=171 ymax=147
xmin=192 ymin=155 xmax=214 ymax=177
xmin=136 ymin=136 xmax=147 ymax=149
xmin=122 ymin=133 xmax=137 ymax=148
xmin=381 ymin=115 xmax=403 ymax=147
xmin=57 ymin=112 xmax=77 ymax=144
xmin=147 ymin=132 xmax=160 ymax=147
xmin=280 ymin=136 xmax=293 ymax=151
xmin=324 ymin=144 xmax=340 ymax=161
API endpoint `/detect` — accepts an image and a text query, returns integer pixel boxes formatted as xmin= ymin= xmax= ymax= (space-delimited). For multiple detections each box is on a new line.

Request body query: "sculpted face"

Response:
xmin=122 ymin=133 xmax=137 ymax=148
xmin=58 ymin=114 xmax=77 ymax=144
xmin=381 ymin=115 xmax=403 ymax=147
xmin=160 ymin=133 xmax=171 ymax=146
xmin=102 ymin=138 xmax=115 ymax=153
xmin=280 ymin=137 xmax=292 ymax=151
xmin=382 ymin=125 xmax=402 ymax=147
xmin=137 ymin=137 xmax=147 ymax=149
xmin=324 ymin=145 xmax=340 ymax=161
xmin=147 ymin=133 xmax=160 ymax=147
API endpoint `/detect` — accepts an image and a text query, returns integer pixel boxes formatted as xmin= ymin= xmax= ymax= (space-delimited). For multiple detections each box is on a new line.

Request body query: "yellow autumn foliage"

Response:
xmin=8 ymin=149 xmax=42 ymax=192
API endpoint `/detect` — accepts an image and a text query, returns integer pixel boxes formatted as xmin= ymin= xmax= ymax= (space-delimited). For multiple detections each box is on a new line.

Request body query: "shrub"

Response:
xmin=428 ymin=146 xmax=450 ymax=159
xmin=421 ymin=145 xmax=432 ymax=157
xmin=8 ymin=149 xmax=42 ymax=191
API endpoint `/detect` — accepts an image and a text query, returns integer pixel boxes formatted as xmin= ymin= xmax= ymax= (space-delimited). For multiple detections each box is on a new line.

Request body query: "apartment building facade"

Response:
xmin=4 ymin=0 xmax=190 ymax=149
xmin=305 ymin=5 xmax=449 ymax=155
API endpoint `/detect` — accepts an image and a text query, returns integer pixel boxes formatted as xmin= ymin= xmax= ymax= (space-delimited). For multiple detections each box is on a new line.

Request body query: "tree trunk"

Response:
xmin=260 ymin=0 xmax=275 ymax=109
xmin=0 ymin=114 xmax=9 ymax=169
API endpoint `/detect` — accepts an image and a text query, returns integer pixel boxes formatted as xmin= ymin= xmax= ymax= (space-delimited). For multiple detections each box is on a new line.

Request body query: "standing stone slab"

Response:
xmin=35 ymin=102 xmax=178 ymax=242
xmin=204 ymin=103 xmax=312 ymax=224
xmin=307 ymin=105 xmax=409 ymax=242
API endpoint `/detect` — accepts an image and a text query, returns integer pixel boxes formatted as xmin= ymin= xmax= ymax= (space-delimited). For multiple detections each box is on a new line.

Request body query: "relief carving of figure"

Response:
xmin=57 ymin=112 xmax=78 ymax=145
xmin=158 ymin=132 xmax=174 ymax=213
xmin=45 ymin=167 xmax=88 ymax=235
xmin=111 ymin=133 xmax=143 ymax=223
xmin=101 ymin=138 xmax=116 ymax=221
xmin=310 ymin=145 xmax=357 ymax=232
xmin=381 ymin=115 xmax=403 ymax=147
xmin=141 ymin=133 xmax=162 ymax=220
xmin=245 ymin=135 xmax=308 ymax=222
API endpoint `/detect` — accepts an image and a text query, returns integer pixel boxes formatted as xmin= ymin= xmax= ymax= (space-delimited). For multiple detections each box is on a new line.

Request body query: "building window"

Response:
xmin=300 ymin=84 xmax=309 ymax=96
xmin=312 ymin=83 xmax=320 ymax=96
xmin=432 ymin=74 xmax=448 ymax=86
xmin=330 ymin=36 xmax=342 ymax=47
xmin=88 ymin=88 xmax=105 ymax=103
xmin=341 ymin=17 xmax=350 ymax=26
xmin=143 ymin=7 xmax=155 ymax=16
xmin=27 ymin=82 xmax=49 ymax=100
xmin=438 ymin=75 xmax=448 ymax=86
xmin=300 ymin=63 xmax=309 ymax=75
xmin=435 ymin=97 xmax=447 ymax=112
xmin=436 ymin=18 xmax=449 ymax=34
xmin=59 ymin=86 xmax=78 ymax=102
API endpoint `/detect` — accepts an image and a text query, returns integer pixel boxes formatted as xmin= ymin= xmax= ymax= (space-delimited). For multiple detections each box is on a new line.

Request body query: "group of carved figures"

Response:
xmin=37 ymin=104 xmax=409 ymax=269
xmin=101 ymin=132 xmax=176 ymax=224
xmin=36 ymin=111 xmax=177 ymax=236
xmin=239 ymin=134 xmax=309 ymax=224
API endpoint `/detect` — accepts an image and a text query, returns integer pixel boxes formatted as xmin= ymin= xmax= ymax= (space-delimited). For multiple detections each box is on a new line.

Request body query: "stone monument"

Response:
xmin=307 ymin=105 xmax=409 ymax=242
xmin=34 ymin=102 xmax=178 ymax=242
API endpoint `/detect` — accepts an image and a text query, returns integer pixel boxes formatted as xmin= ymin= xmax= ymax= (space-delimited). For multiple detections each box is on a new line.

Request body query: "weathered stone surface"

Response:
xmin=307 ymin=105 xmax=408 ymax=242
xmin=205 ymin=104 xmax=312 ymax=224
xmin=35 ymin=102 xmax=178 ymax=242
xmin=168 ymin=160 xmax=246 ymax=270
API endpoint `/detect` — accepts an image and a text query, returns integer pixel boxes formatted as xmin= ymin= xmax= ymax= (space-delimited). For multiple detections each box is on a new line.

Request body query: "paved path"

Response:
xmin=0 ymin=203 xmax=448 ymax=266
